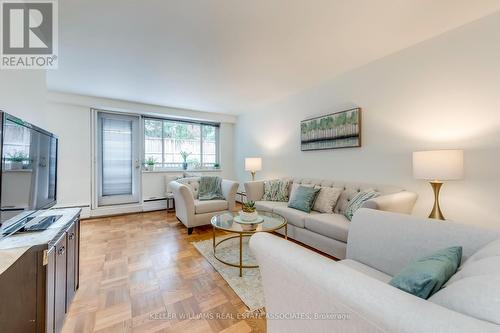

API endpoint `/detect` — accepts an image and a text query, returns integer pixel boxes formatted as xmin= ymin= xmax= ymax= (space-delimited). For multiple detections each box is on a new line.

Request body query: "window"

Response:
xmin=144 ymin=118 xmax=219 ymax=169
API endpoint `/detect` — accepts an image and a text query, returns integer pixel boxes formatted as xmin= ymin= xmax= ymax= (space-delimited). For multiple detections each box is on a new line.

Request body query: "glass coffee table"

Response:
xmin=211 ymin=211 xmax=287 ymax=277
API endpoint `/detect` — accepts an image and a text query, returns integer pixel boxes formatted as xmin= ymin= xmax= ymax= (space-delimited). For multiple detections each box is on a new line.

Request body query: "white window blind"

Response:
xmin=101 ymin=117 xmax=133 ymax=196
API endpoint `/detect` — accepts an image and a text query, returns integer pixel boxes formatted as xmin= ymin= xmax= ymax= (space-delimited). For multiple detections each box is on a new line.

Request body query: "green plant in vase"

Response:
xmin=180 ymin=151 xmax=191 ymax=170
xmin=6 ymin=152 xmax=28 ymax=170
xmin=145 ymin=157 xmax=156 ymax=171
xmin=240 ymin=201 xmax=258 ymax=222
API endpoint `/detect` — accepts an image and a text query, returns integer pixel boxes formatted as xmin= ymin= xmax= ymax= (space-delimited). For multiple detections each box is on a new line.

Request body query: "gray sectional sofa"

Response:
xmin=244 ymin=178 xmax=417 ymax=259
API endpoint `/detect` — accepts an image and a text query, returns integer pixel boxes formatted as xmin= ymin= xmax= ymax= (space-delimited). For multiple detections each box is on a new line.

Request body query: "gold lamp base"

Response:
xmin=429 ymin=181 xmax=445 ymax=220
xmin=250 ymin=171 xmax=256 ymax=181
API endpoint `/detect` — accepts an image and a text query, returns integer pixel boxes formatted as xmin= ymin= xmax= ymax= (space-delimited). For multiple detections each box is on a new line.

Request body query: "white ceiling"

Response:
xmin=47 ymin=0 xmax=500 ymax=115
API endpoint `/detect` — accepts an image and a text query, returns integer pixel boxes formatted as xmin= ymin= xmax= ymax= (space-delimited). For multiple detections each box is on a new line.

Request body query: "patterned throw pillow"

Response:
xmin=344 ymin=190 xmax=380 ymax=221
xmin=262 ymin=179 xmax=291 ymax=202
xmin=313 ymin=187 xmax=344 ymax=213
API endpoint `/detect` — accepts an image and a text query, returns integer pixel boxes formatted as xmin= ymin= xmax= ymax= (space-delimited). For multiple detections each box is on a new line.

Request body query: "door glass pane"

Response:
xmin=101 ymin=118 xmax=132 ymax=196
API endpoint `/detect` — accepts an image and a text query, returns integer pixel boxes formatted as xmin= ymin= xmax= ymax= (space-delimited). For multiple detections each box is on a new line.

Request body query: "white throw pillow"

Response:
xmin=312 ymin=187 xmax=343 ymax=213
xmin=429 ymin=275 xmax=500 ymax=325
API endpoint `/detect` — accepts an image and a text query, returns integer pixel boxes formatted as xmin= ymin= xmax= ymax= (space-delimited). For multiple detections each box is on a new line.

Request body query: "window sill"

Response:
xmin=142 ymin=169 xmax=223 ymax=174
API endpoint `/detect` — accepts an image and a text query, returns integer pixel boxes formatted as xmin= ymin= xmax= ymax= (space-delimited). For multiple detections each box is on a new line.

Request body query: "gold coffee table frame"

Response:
xmin=211 ymin=211 xmax=287 ymax=277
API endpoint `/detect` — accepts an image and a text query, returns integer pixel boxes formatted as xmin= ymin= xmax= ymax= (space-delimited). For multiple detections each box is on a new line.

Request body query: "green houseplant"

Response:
xmin=145 ymin=157 xmax=156 ymax=171
xmin=180 ymin=151 xmax=191 ymax=170
xmin=6 ymin=152 xmax=28 ymax=170
xmin=239 ymin=201 xmax=258 ymax=221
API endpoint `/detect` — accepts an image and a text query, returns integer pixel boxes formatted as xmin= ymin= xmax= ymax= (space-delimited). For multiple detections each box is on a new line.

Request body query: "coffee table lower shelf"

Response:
xmin=212 ymin=225 xmax=287 ymax=277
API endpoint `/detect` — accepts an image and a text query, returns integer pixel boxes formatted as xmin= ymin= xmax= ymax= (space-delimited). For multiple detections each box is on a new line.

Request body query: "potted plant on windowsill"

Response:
xmin=6 ymin=152 xmax=28 ymax=170
xmin=213 ymin=163 xmax=220 ymax=169
xmin=180 ymin=151 xmax=191 ymax=170
xmin=145 ymin=157 xmax=156 ymax=171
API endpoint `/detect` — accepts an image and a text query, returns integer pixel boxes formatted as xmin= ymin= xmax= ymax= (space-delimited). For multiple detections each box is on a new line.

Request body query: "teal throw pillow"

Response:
xmin=344 ymin=190 xmax=379 ymax=221
xmin=389 ymin=246 xmax=462 ymax=299
xmin=288 ymin=186 xmax=320 ymax=213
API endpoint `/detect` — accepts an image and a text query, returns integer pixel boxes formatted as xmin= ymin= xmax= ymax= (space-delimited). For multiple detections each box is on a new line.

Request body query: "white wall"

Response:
xmin=43 ymin=102 xmax=91 ymax=209
xmin=0 ymin=71 xmax=47 ymax=126
xmin=235 ymin=12 xmax=500 ymax=227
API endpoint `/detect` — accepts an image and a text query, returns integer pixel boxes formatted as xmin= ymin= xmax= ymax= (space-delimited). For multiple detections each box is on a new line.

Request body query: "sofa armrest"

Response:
xmin=170 ymin=181 xmax=195 ymax=226
xmin=250 ymin=233 xmax=498 ymax=333
xmin=221 ymin=179 xmax=239 ymax=211
xmin=244 ymin=180 xmax=265 ymax=201
xmin=346 ymin=208 xmax=500 ymax=276
xmin=361 ymin=191 xmax=418 ymax=214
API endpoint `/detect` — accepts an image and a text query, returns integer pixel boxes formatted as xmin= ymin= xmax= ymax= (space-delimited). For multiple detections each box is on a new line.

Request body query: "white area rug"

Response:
xmin=192 ymin=236 xmax=265 ymax=311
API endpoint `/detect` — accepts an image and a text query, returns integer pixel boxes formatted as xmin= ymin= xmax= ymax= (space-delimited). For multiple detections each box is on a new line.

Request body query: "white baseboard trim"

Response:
xmin=54 ymin=199 xmax=173 ymax=219
xmin=142 ymin=200 xmax=168 ymax=212
xmin=90 ymin=204 xmax=144 ymax=218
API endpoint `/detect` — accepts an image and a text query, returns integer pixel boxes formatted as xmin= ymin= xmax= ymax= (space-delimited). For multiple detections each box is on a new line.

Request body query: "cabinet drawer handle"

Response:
xmin=69 ymin=233 xmax=75 ymax=240
xmin=58 ymin=246 xmax=65 ymax=255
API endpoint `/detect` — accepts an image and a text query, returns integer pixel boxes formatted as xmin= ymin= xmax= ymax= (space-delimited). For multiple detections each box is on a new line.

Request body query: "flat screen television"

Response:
xmin=0 ymin=112 xmax=58 ymax=237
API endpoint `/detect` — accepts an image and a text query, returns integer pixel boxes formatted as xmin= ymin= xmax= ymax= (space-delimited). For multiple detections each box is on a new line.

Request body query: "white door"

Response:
xmin=96 ymin=112 xmax=141 ymax=206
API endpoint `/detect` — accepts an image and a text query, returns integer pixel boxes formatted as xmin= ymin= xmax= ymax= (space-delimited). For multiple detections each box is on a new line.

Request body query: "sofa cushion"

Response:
xmin=255 ymin=201 xmax=288 ymax=212
xmin=447 ymin=256 xmax=500 ymax=286
xmin=273 ymin=206 xmax=318 ymax=228
xmin=445 ymin=238 xmax=500 ymax=286
xmin=194 ymin=200 xmax=228 ymax=214
xmin=463 ymin=238 xmax=500 ymax=262
xmin=339 ymin=259 xmax=392 ymax=283
xmin=429 ymin=275 xmax=500 ymax=325
xmin=313 ymin=187 xmax=343 ymax=213
xmin=304 ymin=214 xmax=350 ymax=242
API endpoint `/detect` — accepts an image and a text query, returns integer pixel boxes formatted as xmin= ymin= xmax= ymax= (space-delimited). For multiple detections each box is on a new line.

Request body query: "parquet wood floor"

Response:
xmin=62 ymin=209 xmax=266 ymax=333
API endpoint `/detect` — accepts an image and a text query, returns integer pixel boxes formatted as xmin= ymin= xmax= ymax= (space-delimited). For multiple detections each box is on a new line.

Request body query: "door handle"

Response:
xmin=69 ymin=233 xmax=75 ymax=240
xmin=135 ymin=159 xmax=141 ymax=169
xmin=58 ymin=246 xmax=65 ymax=255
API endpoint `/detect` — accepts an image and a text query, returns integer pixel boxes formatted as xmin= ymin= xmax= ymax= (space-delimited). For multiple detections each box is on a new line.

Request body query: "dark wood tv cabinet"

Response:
xmin=0 ymin=210 xmax=81 ymax=333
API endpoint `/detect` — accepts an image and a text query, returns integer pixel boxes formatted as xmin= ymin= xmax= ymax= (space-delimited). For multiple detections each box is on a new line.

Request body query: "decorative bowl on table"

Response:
xmin=236 ymin=201 xmax=263 ymax=230
xmin=234 ymin=214 xmax=264 ymax=231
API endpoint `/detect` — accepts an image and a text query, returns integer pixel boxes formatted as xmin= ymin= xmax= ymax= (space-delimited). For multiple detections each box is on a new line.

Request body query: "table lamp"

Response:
xmin=413 ymin=150 xmax=464 ymax=220
xmin=245 ymin=157 xmax=262 ymax=181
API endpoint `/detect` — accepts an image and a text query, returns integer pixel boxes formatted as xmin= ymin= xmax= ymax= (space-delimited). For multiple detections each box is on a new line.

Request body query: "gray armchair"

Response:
xmin=170 ymin=177 xmax=239 ymax=234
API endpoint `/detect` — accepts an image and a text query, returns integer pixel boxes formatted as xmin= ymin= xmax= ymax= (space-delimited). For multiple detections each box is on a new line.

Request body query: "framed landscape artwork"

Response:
xmin=301 ymin=108 xmax=361 ymax=151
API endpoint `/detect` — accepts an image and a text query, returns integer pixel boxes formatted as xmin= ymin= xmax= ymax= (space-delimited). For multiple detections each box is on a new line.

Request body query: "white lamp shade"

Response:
xmin=245 ymin=157 xmax=262 ymax=172
xmin=413 ymin=150 xmax=464 ymax=181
